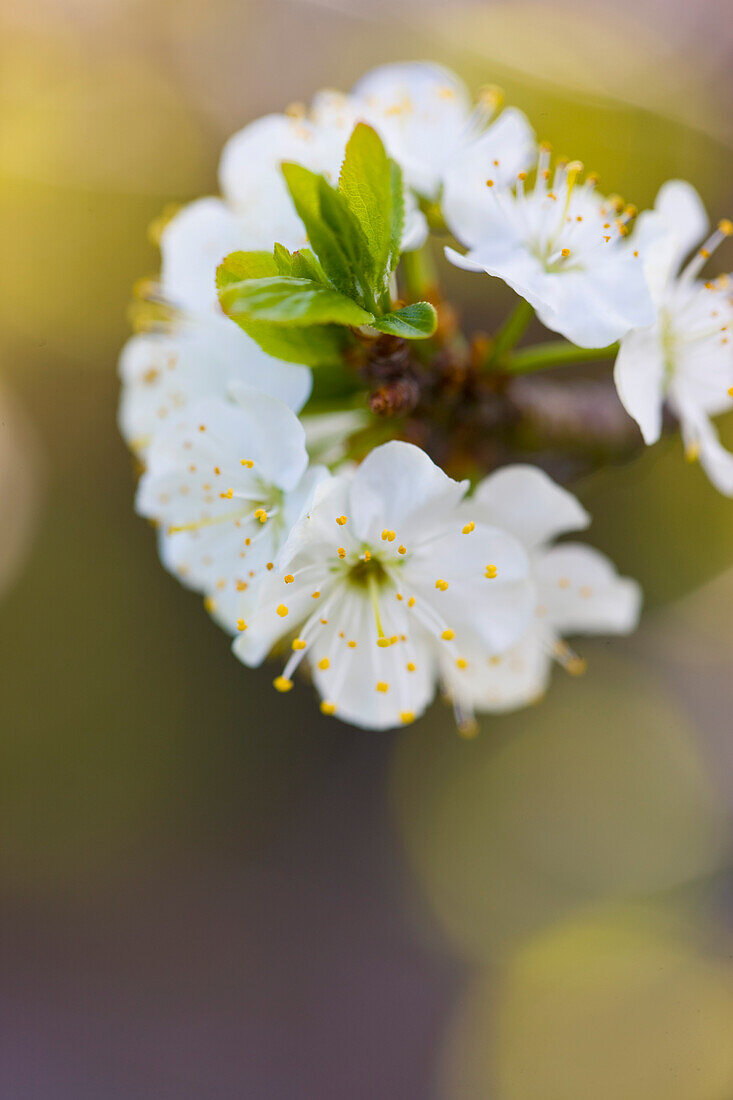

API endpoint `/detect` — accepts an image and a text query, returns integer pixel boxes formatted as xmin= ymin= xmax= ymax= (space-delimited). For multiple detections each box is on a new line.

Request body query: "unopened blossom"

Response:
xmin=233 ymin=441 xmax=534 ymax=730
xmin=454 ymin=466 xmax=642 ymax=712
xmin=614 ymin=180 xmax=733 ymax=494
xmin=445 ymin=151 xmax=656 ymax=347
xmin=317 ymin=61 xmax=535 ymax=202
xmin=118 ymin=312 xmax=312 ymax=456
xmin=136 ymin=389 xmax=326 ymax=634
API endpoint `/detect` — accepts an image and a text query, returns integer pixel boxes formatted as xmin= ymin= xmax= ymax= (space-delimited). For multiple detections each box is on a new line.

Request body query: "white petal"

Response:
xmin=401 ymin=193 xmax=429 ymax=251
xmin=470 ymin=465 xmax=589 ymax=549
xmin=225 ymin=386 xmax=308 ymax=489
xmin=535 ymin=542 xmax=642 ymax=635
xmin=160 ymin=197 xmax=244 ymax=314
xmin=442 ymin=108 xmax=536 ymax=245
xmin=680 ymin=410 xmax=733 ymax=496
xmin=348 ymin=440 xmax=467 ymax=543
xmin=407 ymin=523 xmax=534 ymax=654
xmin=654 ymin=179 xmax=709 ymax=271
xmin=351 ymin=61 xmax=472 ymax=197
xmin=449 ymin=628 xmax=551 ymax=714
xmin=614 ymin=327 xmax=665 ymax=444
xmin=445 ymin=241 xmax=557 ymax=313
xmin=218 ymin=113 xmax=332 ymax=251
xmin=535 ymin=252 xmax=656 ymax=347
xmin=118 ymin=316 xmax=312 ymax=455
xmin=310 ymin=591 xmax=437 ymax=730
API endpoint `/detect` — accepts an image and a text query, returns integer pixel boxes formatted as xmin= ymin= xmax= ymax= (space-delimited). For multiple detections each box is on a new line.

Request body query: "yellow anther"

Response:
xmin=558 ymin=577 xmax=570 ymax=589
xmin=320 ymin=618 xmax=328 ymax=625
xmin=441 ymin=629 xmax=455 ymax=641
xmin=517 ymin=171 xmax=528 ymax=181
xmin=486 ymin=179 xmax=495 ymax=188
xmin=337 ymin=547 xmax=346 ymax=559
xmin=257 ymin=510 xmax=268 ymax=524
xmin=728 ymin=387 xmax=733 ymax=398
xmin=336 ymin=515 xmax=348 ymax=525
xmin=240 ymin=459 xmax=254 ymax=468
xmin=273 ymin=676 xmax=293 ymax=693
xmin=685 ymin=442 xmax=700 ymax=463
xmin=381 ymin=529 xmax=390 ymax=540
xmin=276 ymin=604 xmax=289 ymax=617
xmin=398 ymin=545 xmax=407 ymax=555
xmin=376 ymin=682 xmax=389 ymax=693
xmin=718 ymin=219 xmax=733 ymax=236
xmin=213 ymin=466 xmax=221 ymax=475
xmin=377 ymin=638 xmax=391 ymax=648
xmin=236 ymin=619 xmax=247 ymax=632
xmin=567 ymin=657 xmax=587 ymax=677
xmin=220 ymin=488 xmax=234 ymax=499
xmin=485 ymin=564 xmax=498 ymax=579
xmin=561 ymin=248 xmax=571 ymax=258
xmin=292 ymin=638 xmax=306 ymax=651
xmin=579 ymin=586 xmax=593 ymax=598
xmin=399 ymin=711 xmax=415 ymax=725
xmin=311 ymin=590 xmax=320 ymax=599
xmin=284 ymin=574 xmax=295 ymax=584
xmin=406 ymin=662 xmax=416 ymax=672
xmin=462 ymin=522 xmax=475 ymax=534
xmin=320 ymin=701 xmax=336 ymax=716
xmin=364 ymin=550 xmax=371 ymax=561
xmin=266 ymin=562 xmax=274 ymax=571
xmin=457 ymin=719 xmax=479 ymax=740
xmin=435 ymin=579 xmax=449 ymax=591
xmin=456 ymin=658 xmax=468 ymax=670
xmin=347 ymin=639 xmax=357 ymax=648
xmin=198 ymin=424 xmax=206 ymax=432
xmin=203 ymin=596 xmax=216 ymax=613
xmin=318 ymin=657 xmax=330 ymax=670
xmin=236 ymin=580 xmax=248 ymax=592
xmin=407 ymin=597 xmax=415 ymax=608
xmin=479 ymin=83 xmax=504 ymax=109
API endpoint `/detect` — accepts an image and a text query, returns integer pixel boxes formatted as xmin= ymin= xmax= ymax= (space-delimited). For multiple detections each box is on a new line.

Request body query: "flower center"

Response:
xmin=346 ymin=553 xmax=391 ymax=589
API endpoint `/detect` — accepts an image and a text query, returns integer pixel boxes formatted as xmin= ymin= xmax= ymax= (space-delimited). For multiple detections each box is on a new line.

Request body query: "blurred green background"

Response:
xmin=1 ymin=0 xmax=733 ymax=1095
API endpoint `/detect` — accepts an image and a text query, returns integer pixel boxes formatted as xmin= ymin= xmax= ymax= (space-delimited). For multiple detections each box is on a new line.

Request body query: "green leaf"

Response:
xmin=338 ymin=123 xmax=403 ymax=302
xmin=282 ymin=162 xmax=376 ymax=311
xmin=371 ymin=302 xmax=438 ymax=339
xmin=219 ymin=276 xmax=374 ymax=327
xmin=290 ymin=249 xmax=328 ymax=284
xmin=235 ymin=318 xmax=348 ymax=367
xmin=216 ymin=251 xmax=277 ymax=288
xmin=273 ymin=243 xmax=294 ymax=276
xmin=388 ymin=161 xmax=405 ymax=272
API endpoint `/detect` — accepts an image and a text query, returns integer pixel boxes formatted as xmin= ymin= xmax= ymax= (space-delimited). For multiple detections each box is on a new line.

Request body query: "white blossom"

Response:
xmin=233 ymin=441 xmax=534 ymax=731
xmin=455 ymin=466 xmax=642 ymax=712
xmin=135 ymin=388 xmax=326 ymax=634
xmin=445 ymin=151 xmax=656 ymax=347
xmin=341 ymin=62 xmax=535 ymax=202
xmin=118 ymin=312 xmax=312 ymax=456
xmin=614 ymin=180 xmax=733 ymax=493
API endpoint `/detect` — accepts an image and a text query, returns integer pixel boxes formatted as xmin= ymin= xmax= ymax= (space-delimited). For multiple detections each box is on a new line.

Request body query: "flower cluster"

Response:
xmin=120 ymin=61 xmax=732 ymax=732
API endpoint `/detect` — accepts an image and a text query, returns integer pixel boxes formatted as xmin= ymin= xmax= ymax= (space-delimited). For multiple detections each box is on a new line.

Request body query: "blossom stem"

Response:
xmin=486 ymin=299 xmax=535 ymax=367
xmin=400 ymin=245 xmax=438 ymax=301
xmin=502 ymin=340 xmax=619 ymax=374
